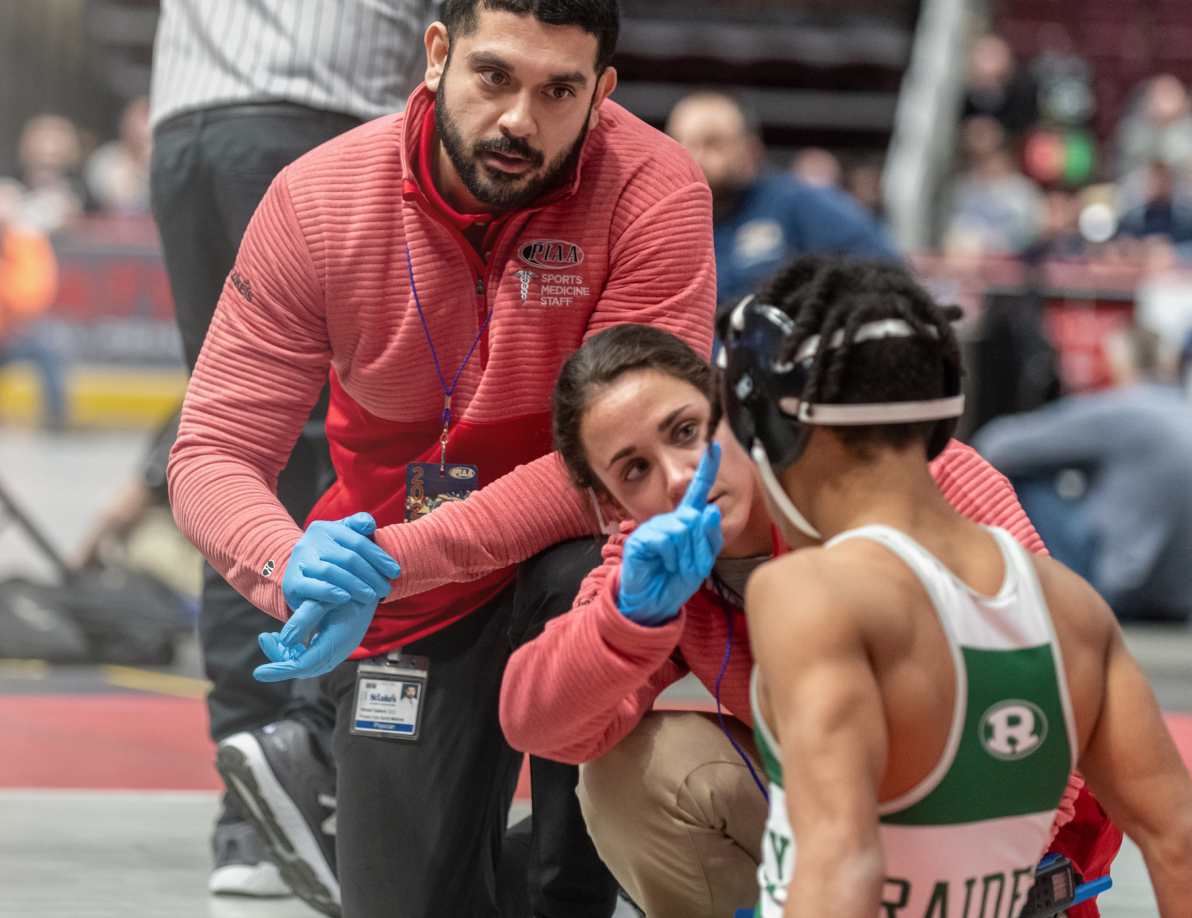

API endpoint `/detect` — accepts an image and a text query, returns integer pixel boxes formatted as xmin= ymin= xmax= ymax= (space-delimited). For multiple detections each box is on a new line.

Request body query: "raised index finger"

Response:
xmin=680 ymin=442 xmax=721 ymax=511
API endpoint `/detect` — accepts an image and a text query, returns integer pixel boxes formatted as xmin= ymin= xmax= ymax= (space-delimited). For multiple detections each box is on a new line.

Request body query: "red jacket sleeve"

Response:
xmin=373 ymin=452 xmax=596 ymax=600
xmin=168 ymin=170 xmax=331 ymax=620
xmin=1049 ymin=782 xmax=1123 ymax=918
xmin=500 ymin=527 xmax=690 ymax=764
xmin=932 ymin=439 xmax=1046 ymax=554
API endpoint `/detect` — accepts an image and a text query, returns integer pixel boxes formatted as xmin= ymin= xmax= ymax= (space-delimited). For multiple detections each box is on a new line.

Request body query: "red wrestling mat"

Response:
xmin=4 ymin=695 xmax=1188 ymax=794
xmin=0 ymin=695 xmax=222 ymax=790
xmin=1165 ymin=713 xmax=1192 ymax=767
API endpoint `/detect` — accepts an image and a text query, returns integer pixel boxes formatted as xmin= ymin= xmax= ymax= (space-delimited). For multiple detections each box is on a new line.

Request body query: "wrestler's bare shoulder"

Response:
xmin=745 ymin=540 xmax=924 ymax=639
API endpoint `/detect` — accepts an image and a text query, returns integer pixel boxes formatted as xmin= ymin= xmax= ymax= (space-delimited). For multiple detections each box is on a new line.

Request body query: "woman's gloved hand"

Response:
xmin=618 ymin=443 xmax=724 ymax=627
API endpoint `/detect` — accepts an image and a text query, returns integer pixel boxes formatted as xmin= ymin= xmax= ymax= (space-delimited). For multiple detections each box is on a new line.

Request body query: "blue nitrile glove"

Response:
xmin=254 ymin=595 xmax=377 ymax=681
xmin=281 ymin=512 xmax=401 ymax=610
xmin=618 ymin=442 xmax=724 ymax=627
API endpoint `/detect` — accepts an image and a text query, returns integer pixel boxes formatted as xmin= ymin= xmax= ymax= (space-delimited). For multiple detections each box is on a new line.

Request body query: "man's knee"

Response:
xmin=510 ymin=536 xmax=606 ymax=647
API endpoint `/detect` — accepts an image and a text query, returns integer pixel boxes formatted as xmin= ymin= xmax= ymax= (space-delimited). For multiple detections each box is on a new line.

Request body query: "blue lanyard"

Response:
xmin=709 ymin=573 xmax=770 ymax=802
xmin=405 ymin=244 xmax=493 ymax=470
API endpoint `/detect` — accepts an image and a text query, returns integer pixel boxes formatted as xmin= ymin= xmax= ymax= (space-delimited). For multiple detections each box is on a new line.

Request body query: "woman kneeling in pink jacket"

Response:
xmin=498 ymin=321 xmax=1116 ymax=918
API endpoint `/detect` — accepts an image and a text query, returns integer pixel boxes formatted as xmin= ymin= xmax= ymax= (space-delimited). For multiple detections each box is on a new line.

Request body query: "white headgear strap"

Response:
xmin=751 ymin=442 xmax=821 ymax=540
xmin=779 ymin=394 xmax=966 ymax=425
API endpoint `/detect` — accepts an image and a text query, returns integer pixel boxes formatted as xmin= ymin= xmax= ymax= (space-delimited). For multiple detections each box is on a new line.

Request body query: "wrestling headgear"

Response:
xmin=718 ymin=295 xmax=965 ymax=538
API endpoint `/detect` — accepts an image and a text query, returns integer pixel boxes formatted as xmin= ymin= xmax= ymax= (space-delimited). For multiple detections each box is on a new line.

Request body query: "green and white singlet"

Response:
xmin=751 ymin=525 xmax=1077 ymax=918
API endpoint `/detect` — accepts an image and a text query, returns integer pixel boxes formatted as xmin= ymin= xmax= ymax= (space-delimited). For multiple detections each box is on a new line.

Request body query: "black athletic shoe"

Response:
xmin=216 ymin=721 xmax=340 ymax=917
xmin=617 ymin=887 xmax=646 ymax=917
xmin=208 ymin=819 xmax=291 ymax=897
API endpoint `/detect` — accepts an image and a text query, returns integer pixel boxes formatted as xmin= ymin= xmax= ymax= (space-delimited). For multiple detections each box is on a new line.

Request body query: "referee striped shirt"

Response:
xmin=149 ymin=0 xmax=438 ymax=130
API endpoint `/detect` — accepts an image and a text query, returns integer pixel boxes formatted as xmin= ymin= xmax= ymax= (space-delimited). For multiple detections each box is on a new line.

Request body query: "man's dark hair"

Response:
xmin=553 ymin=324 xmax=721 ymax=496
xmin=735 ymin=256 xmax=964 ymax=458
xmin=441 ymin=0 xmax=620 ymax=73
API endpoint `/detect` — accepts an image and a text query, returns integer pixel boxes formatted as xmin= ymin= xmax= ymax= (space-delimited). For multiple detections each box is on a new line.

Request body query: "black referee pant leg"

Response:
xmin=510 ymin=537 xmax=619 ymax=918
xmin=150 ymin=109 xmax=358 ymax=765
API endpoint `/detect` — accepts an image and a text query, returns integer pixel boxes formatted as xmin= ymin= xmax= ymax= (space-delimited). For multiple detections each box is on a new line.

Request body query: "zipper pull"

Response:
xmin=475 ymin=279 xmax=485 ymax=297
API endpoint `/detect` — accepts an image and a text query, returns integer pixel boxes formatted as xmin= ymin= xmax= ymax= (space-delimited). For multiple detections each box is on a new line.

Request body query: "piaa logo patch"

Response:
xmin=980 ymin=699 xmax=1048 ymax=761
xmin=519 ymin=239 xmax=584 ymax=271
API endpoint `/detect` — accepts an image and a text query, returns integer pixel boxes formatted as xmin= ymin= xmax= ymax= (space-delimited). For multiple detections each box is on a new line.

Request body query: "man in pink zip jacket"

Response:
xmin=167 ymin=1 xmax=715 ymax=915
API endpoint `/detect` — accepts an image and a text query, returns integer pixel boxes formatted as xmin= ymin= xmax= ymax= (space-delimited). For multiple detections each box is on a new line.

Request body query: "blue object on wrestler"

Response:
xmin=253 ymin=512 xmax=401 ymax=682
xmin=617 ymin=442 xmax=724 ymax=627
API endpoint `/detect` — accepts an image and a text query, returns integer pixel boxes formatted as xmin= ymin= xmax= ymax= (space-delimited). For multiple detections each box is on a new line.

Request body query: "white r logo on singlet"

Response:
xmin=980 ymin=700 xmax=1048 ymax=760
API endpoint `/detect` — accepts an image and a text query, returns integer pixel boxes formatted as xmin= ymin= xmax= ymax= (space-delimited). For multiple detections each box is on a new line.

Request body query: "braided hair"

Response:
xmin=738 ymin=255 xmax=964 ymax=457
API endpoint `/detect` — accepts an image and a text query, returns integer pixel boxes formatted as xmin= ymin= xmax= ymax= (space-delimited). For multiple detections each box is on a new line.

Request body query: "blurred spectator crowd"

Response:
xmin=0 ymin=97 xmax=153 ymax=429
xmin=3 ymin=97 xmax=152 ymax=235
xmin=944 ymin=30 xmax=1192 ymax=268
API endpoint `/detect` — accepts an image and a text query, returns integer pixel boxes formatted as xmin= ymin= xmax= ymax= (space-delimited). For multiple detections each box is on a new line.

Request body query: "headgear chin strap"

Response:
xmin=751 ymin=442 xmax=822 ymax=539
xmin=721 ymin=296 xmax=965 ymax=500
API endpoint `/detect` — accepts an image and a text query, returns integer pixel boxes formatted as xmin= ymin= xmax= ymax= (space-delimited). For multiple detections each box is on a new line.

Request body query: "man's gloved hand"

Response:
xmin=253 ymin=512 xmax=400 ymax=682
xmin=254 ymin=595 xmax=377 ymax=681
xmin=618 ymin=442 xmax=724 ymax=627
xmin=281 ymin=512 xmax=400 ymax=609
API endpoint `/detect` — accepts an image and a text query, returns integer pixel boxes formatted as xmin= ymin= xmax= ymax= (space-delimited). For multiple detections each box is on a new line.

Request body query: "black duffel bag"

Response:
xmin=0 ymin=578 xmax=91 ymax=662
xmin=38 ymin=568 xmax=191 ymax=665
xmin=0 ymin=479 xmax=191 ymax=665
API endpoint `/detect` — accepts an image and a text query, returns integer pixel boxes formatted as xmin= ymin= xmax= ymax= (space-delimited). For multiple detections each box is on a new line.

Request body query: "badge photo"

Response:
xmin=351 ymin=654 xmax=429 ymax=741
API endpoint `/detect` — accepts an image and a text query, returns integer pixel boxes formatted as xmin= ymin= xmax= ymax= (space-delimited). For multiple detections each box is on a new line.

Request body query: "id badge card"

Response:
xmin=351 ymin=654 xmax=429 ymax=741
xmin=405 ymin=461 xmax=479 ymax=522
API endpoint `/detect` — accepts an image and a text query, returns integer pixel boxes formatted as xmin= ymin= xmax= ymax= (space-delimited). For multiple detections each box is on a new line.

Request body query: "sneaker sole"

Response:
xmin=209 ymin=861 xmax=292 ymax=897
xmin=216 ymin=735 xmax=341 ymax=917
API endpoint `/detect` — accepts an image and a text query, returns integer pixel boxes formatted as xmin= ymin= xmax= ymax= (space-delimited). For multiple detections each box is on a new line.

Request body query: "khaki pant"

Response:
xmin=577 ymin=711 xmax=769 ymax=918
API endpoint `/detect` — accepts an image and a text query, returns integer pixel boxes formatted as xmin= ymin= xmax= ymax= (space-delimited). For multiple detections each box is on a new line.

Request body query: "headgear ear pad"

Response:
xmin=720 ymin=299 xmax=813 ymax=470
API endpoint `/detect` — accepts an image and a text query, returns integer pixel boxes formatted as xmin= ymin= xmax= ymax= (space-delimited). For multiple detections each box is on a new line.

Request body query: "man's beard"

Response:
xmin=706 ymin=173 xmax=748 ymax=216
xmin=435 ymin=78 xmax=590 ymax=213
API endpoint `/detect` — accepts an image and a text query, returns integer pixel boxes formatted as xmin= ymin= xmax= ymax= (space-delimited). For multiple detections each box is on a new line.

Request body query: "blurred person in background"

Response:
xmin=78 ymin=410 xmax=203 ymax=606
xmin=1036 ymin=189 xmax=1087 ymax=260
xmin=0 ymin=180 xmax=63 ymax=429
xmin=962 ymin=33 xmax=1038 ymax=137
xmin=148 ymin=0 xmax=432 ymax=906
xmin=14 ymin=114 xmax=86 ymax=233
xmin=1117 ymin=74 xmax=1192 ymax=181
xmin=843 ymin=160 xmax=885 ymax=222
xmin=86 ymin=97 xmax=152 ymax=215
xmin=974 ymin=325 xmax=1192 ymax=625
xmin=943 ymin=115 xmax=1045 ymax=255
xmin=1117 ymin=160 xmax=1192 ymax=247
xmin=665 ymin=92 xmax=897 ymax=305
xmin=789 ymin=146 xmax=841 ymax=189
